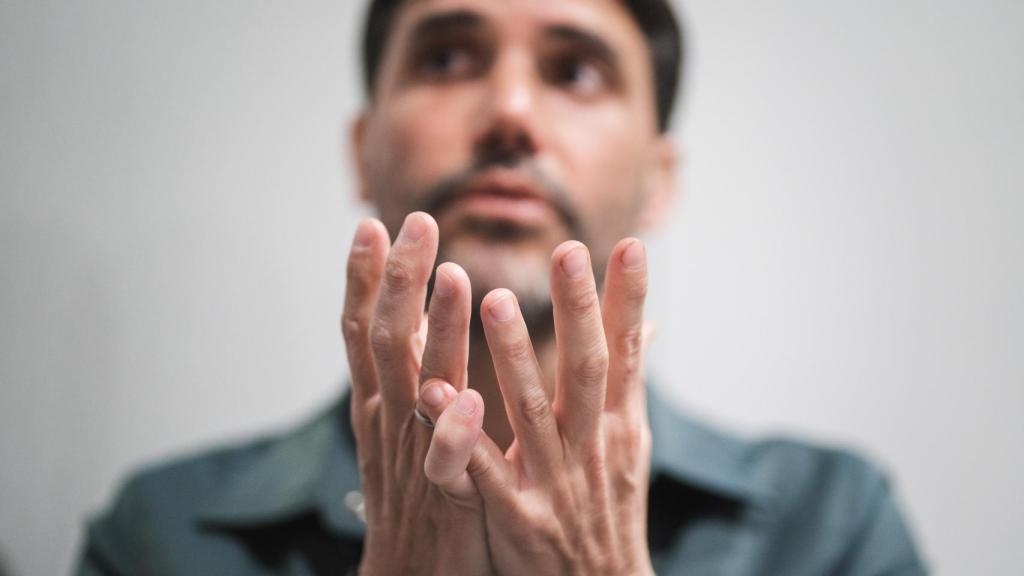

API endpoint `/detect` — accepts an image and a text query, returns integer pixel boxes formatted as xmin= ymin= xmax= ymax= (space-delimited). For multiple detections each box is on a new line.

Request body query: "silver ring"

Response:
xmin=414 ymin=406 xmax=434 ymax=429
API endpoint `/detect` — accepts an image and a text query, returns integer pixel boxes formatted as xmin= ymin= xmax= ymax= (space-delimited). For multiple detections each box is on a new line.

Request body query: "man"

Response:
xmin=77 ymin=0 xmax=926 ymax=574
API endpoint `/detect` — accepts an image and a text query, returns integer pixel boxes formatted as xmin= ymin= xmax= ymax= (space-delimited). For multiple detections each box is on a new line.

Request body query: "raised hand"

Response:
xmin=342 ymin=212 xmax=491 ymax=576
xmin=345 ymin=211 xmax=653 ymax=575
xmin=453 ymin=238 xmax=655 ymax=576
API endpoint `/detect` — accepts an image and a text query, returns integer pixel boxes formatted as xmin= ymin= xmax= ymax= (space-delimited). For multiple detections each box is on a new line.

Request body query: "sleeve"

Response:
xmin=832 ymin=472 xmax=929 ymax=576
xmin=72 ymin=478 xmax=148 ymax=576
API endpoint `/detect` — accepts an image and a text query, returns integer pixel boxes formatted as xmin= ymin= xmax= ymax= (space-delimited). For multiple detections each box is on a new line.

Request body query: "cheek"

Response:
xmin=368 ymin=91 xmax=475 ymax=201
xmin=557 ymin=109 xmax=649 ymax=232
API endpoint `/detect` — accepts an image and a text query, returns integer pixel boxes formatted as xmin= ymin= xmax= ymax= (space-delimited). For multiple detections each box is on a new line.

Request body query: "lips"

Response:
xmin=438 ymin=168 xmax=559 ymax=226
xmin=455 ymin=192 xmax=553 ymax=223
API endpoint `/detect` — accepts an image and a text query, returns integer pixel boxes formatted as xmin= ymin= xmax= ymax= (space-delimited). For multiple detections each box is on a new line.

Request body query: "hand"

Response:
xmin=342 ymin=213 xmax=492 ymax=576
xmin=454 ymin=238 xmax=655 ymax=576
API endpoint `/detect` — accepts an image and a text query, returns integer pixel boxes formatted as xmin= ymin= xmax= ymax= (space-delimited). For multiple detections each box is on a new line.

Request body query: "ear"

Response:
xmin=350 ymin=111 xmax=371 ymax=202
xmin=637 ymin=135 xmax=680 ymax=233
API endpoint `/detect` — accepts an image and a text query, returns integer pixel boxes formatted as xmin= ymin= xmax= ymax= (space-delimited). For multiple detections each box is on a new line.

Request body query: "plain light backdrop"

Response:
xmin=1 ymin=1 xmax=1021 ymax=574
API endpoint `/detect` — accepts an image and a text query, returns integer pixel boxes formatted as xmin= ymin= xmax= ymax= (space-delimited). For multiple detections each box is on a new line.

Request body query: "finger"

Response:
xmin=369 ymin=212 xmax=439 ymax=419
xmin=601 ymin=238 xmax=649 ymax=416
xmin=416 ymin=378 xmax=459 ymax=426
xmin=424 ymin=389 xmax=485 ymax=499
xmin=418 ymin=380 xmax=516 ymax=501
xmin=414 ymin=311 xmax=428 ymax=361
xmin=420 ymin=262 xmax=472 ymax=391
xmin=550 ymin=241 xmax=608 ymax=449
xmin=481 ymin=289 xmax=563 ymax=479
xmin=465 ymin=434 xmax=516 ymax=503
xmin=342 ymin=219 xmax=389 ymax=410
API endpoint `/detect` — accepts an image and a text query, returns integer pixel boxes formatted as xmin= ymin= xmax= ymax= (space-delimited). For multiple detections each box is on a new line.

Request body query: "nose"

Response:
xmin=474 ymin=50 xmax=541 ymax=162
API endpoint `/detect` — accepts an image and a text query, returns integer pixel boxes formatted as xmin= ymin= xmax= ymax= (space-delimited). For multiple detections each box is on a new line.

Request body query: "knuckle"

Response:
xmin=519 ymin=499 xmax=559 ymax=532
xmin=610 ymin=419 xmax=644 ymax=445
xmin=612 ymin=327 xmax=643 ymax=360
xmin=571 ymin=348 xmax=609 ymax=383
xmin=611 ymin=467 xmax=644 ymax=496
xmin=607 ymin=430 xmax=650 ymax=496
xmin=346 ymin=252 xmax=370 ymax=281
xmin=517 ymin=389 xmax=553 ymax=429
xmin=368 ymin=323 xmax=400 ymax=357
xmin=566 ymin=287 xmax=600 ymax=316
xmin=619 ymin=426 xmax=643 ymax=450
xmin=341 ymin=314 xmax=368 ymax=345
xmin=608 ymin=422 xmax=652 ymax=462
xmin=605 ymin=426 xmax=625 ymax=450
xmin=639 ymin=426 xmax=652 ymax=455
xmin=466 ymin=451 xmax=497 ymax=484
xmin=502 ymin=337 xmax=535 ymax=365
xmin=383 ymin=258 xmax=417 ymax=292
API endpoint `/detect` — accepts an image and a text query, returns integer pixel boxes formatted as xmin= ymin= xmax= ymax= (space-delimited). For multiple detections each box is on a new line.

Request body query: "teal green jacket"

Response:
xmin=76 ymin=388 xmax=926 ymax=575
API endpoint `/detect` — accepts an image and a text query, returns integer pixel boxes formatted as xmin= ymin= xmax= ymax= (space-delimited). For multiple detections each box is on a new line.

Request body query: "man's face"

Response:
xmin=355 ymin=0 xmax=674 ymax=326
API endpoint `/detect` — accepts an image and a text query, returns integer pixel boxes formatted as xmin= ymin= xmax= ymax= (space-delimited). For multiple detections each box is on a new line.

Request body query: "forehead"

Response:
xmin=389 ymin=0 xmax=646 ymax=49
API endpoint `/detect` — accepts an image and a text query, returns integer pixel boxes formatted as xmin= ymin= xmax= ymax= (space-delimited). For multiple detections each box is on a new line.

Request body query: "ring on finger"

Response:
xmin=413 ymin=406 xmax=434 ymax=429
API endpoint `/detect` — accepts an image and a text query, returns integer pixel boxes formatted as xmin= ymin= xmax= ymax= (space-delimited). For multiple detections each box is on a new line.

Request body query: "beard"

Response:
xmin=435 ymin=234 xmax=558 ymax=339
xmin=416 ymin=155 xmax=591 ymax=340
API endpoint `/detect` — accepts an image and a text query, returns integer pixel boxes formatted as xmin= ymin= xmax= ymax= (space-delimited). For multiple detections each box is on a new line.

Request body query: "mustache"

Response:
xmin=413 ymin=156 xmax=583 ymax=238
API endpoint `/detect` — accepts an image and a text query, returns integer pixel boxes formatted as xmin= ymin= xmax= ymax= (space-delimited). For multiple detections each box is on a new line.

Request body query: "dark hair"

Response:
xmin=361 ymin=0 xmax=685 ymax=132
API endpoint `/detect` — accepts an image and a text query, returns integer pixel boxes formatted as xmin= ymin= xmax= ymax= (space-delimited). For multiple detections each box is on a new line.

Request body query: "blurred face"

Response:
xmin=355 ymin=0 xmax=675 ymax=329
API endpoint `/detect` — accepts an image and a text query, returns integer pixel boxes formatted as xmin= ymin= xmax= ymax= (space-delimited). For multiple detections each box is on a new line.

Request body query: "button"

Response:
xmin=344 ymin=490 xmax=366 ymax=524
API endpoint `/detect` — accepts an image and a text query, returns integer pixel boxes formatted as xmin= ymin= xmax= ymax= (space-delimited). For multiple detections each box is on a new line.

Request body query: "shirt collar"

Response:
xmin=197 ymin=397 xmax=366 ymax=537
xmin=199 ymin=385 xmax=775 ymax=535
xmin=646 ymin=384 xmax=776 ymax=507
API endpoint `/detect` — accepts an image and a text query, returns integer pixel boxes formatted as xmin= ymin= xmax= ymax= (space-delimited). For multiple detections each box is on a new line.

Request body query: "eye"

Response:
xmin=414 ymin=44 xmax=477 ymax=80
xmin=550 ymin=57 xmax=607 ymax=95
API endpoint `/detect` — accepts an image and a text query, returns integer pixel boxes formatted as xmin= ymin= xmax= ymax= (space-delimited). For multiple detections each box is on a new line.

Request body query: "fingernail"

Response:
xmin=433 ymin=267 xmax=454 ymax=298
xmin=455 ymin=392 xmax=477 ymax=416
xmin=621 ymin=239 xmax=645 ymax=270
xmin=421 ymin=382 xmax=445 ymax=410
xmin=561 ymin=245 xmax=588 ymax=279
xmin=441 ymin=382 xmax=457 ymax=402
xmin=400 ymin=213 xmax=428 ymax=242
xmin=354 ymin=220 xmax=375 ymax=248
xmin=488 ymin=291 xmax=516 ymax=323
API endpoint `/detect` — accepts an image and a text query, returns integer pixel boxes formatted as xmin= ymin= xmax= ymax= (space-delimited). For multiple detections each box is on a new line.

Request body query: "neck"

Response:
xmin=468 ymin=328 xmax=557 ymax=451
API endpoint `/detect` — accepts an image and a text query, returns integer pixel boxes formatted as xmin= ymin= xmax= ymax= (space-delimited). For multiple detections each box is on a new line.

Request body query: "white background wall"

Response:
xmin=1 ymin=1 xmax=1021 ymax=574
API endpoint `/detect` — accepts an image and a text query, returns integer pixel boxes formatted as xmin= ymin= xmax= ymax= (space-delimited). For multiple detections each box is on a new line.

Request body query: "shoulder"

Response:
xmin=648 ymin=385 xmax=900 ymax=518
xmin=97 ymin=400 xmax=342 ymax=520
xmin=647 ymin=388 xmax=926 ymax=574
xmin=647 ymin=386 xmax=893 ymax=513
xmin=102 ymin=433 xmax=279 ymax=526
xmin=77 ymin=435 xmax=277 ymax=571
xmin=76 ymin=405 xmax=341 ymax=575
xmin=743 ymin=435 xmax=891 ymax=517
xmin=742 ymin=436 xmax=927 ymax=574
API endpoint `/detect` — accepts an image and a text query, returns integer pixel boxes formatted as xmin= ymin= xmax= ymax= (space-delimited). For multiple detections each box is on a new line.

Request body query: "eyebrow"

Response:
xmin=544 ymin=25 xmax=620 ymax=68
xmin=408 ymin=9 xmax=485 ymax=41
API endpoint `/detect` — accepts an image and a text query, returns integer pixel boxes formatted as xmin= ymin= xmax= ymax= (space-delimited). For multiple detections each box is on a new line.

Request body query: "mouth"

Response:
xmin=434 ymin=168 xmax=560 ymax=229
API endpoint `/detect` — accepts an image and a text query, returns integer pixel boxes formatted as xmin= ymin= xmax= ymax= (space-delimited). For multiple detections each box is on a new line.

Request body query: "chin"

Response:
xmin=439 ymin=236 xmax=556 ymax=333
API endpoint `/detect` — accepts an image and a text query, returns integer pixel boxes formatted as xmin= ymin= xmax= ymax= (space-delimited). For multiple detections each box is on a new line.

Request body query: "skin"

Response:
xmin=344 ymin=0 xmax=677 ymax=573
